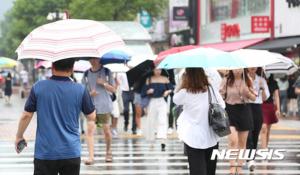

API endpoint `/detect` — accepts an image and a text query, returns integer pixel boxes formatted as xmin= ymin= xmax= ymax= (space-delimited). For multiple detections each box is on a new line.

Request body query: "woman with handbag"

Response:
xmin=220 ymin=69 xmax=257 ymax=174
xmin=174 ymin=68 xmax=225 ymax=175
xmin=141 ymin=68 xmax=173 ymax=151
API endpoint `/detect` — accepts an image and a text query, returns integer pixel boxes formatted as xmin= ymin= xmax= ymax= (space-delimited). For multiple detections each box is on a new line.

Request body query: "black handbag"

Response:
xmin=207 ymin=85 xmax=231 ymax=137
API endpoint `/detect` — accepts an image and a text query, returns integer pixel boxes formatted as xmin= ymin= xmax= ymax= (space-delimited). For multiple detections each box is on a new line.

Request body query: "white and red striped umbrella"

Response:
xmin=16 ymin=19 xmax=125 ymax=61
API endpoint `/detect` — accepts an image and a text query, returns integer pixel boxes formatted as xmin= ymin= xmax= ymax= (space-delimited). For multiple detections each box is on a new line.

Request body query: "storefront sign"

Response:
xmin=221 ymin=24 xmax=240 ymax=42
xmin=286 ymin=0 xmax=300 ymax=8
xmin=251 ymin=16 xmax=270 ymax=33
xmin=173 ymin=7 xmax=189 ymax=20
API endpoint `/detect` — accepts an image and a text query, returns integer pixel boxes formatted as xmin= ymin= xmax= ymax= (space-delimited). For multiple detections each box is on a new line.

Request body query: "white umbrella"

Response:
xmin=127 ymin=54 xmax=156 ymax=67
xmin=264 ymin=56 xmax=298 ymax=75
xmin=16 ymin=19 xmax=125 ymax=61
xmin=103 ymin=54 xmax=156 ymax=72
xmin=104 ymin=64 xmax=129 ymax=72
xmin=230 ymin=49 xmax=283 ymax=68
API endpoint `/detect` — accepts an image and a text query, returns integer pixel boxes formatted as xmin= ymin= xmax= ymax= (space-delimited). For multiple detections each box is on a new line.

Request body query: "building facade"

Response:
xmin=196 ymin=0 xmax=300 ymax=63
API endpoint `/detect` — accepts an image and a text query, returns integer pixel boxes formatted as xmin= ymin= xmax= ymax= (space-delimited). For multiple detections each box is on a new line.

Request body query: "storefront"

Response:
xmin=196 ymin=0 xmax=300 ymax=63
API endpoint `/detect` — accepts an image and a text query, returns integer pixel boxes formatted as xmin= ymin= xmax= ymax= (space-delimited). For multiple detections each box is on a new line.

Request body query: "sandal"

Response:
xmin=229 ymin=165 xmax=236 ymax=175
xmin=84 ymin=159 xmax=94 ymax=165
xmin=105 ymin=153 xmax=113 ymax=162
xmin=236 ymin=165 xmax=242 ymax=174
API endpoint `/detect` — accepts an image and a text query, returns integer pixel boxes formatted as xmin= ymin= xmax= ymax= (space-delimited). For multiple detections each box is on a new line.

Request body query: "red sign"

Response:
xmin=221 ymin=23 xmax=240 ymax=42
xmin=251 ymin=16 xmax=270 ymax=33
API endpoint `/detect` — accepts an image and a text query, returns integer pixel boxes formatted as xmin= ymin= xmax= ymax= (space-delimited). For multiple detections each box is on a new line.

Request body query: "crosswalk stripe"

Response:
xmin=1 ymin=148 xmax=300 ymax=156
xmin=2 ymin=169 xmax=300 ymax=175
xmin=1 ymin=162 xmax=300 ymax=168
xmin=1 ymin=136 xmax=299 ymax=174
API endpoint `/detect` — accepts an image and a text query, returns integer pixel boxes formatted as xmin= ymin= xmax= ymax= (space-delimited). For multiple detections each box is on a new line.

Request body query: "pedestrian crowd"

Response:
xmin=12 ymin=58 xmax=300 ymax=175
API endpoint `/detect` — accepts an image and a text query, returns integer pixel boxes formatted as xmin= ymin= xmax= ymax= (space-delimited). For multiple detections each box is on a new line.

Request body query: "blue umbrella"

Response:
xmin=100 ymin=50 xmax=131 ymax=65
xmin=157 ymin=47 xmax=247 ymax=70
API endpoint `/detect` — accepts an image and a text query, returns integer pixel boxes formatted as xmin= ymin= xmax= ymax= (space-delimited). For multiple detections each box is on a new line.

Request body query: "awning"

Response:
xmin=201 ymin=38 xmax=265 ymax=51
xmin=248 ymin=36 xmax=300 ymax=51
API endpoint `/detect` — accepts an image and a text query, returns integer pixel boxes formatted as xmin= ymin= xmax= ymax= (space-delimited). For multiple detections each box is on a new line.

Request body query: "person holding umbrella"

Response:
xmin=220 ymin=69 xmax=257 ymax=174
xmin=83 ymin=57 xmax=116 ymax=164
xmin=141 ymin=68 xmax=173 ymax=151
xmin=245 ymin=67 xmax=270 ymax=171
xmin=174 ymin=68 xmax=225 ymax=175
xmin=15 ymin=59 xmax=96 ymax=175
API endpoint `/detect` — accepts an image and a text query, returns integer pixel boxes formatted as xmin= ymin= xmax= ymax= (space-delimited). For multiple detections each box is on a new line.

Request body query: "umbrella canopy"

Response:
xmin=100 ymin=50 xmax=131 ymax=65
xmin=102 ymin=54 xmax=156 ymax=73
xmin=157 ymin=47 xmax=247 ymax=69
xmin=230 ymin=49 xmax=283 ymax=68
xmin=126 ymin=60 xmax=155 ymax=87
xmin=0 ymin=57 xmax=17 ymax=68
xmin=264 ymin=56 xmax=298 ymax=75
xmin=16 ymin=19 xmax=125 ymax=61
xmin=154 ymin=45 xmax=199 ymax=65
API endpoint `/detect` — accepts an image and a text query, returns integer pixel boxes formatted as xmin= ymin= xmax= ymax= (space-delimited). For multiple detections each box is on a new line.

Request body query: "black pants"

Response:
xmin=122 ymin=91 xmax=136 ymax=131
xmin=34 ymin=157 xmax=80 ymax=175
xmin=168 ymin=94 xmax=175 ymax=128
xmin=185 ymin=143 xmax=218 ymax=175
xmin=247 ymin=104 xmax=263 ymax=153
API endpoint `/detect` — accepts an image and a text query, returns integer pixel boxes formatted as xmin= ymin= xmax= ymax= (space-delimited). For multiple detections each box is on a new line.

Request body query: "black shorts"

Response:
xmin=34 ymin=157 xmax=80 ymax=175
xmin=225 ymin=103 xmax=253 ymax=131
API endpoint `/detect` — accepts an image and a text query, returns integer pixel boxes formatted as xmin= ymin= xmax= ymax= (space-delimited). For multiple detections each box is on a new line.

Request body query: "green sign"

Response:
xmin=140 ymin=10 xmax=152 ymax=29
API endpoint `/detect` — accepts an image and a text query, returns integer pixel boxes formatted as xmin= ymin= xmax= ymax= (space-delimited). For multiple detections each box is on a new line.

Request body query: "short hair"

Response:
xmin=53 ymin=59 xmax=75 ymax=72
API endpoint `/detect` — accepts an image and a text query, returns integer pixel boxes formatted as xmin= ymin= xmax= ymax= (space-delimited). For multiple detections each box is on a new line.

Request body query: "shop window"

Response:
xmin=209 ymin=0 xmax=269 ymax=23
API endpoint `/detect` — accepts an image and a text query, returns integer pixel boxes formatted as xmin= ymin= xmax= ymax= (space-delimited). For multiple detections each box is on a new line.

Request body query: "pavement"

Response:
xmin=0 ymin=92 xmax=300 ymax=174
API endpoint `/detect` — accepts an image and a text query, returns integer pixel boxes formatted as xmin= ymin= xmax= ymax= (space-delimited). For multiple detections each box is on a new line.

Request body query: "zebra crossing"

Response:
xmin=0 ymin=137 xmax=300 ymax=175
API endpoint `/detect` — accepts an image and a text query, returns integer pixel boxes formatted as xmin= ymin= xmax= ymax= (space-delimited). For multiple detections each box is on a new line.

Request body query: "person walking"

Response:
xmin=287 ymin=74 xmax=298 ymax=116
xmin=141 ymin=68 xmax=173 ymax=151
xmin=294 ymin=75 xmax=300 ymax=116
xmin=277 ymin=76 xmax=289 ymax=117
xmin=174 ymin=68 xmax=224 ymax=175
xmin=4 ymin=72 xmax=13 ymax=104
xmin=83 ymin=57 xmax=116 ymax=164
xmin=111 ymin=73 xmax=120 ymax=138
xmin=15 ymin=59 xmax=96 ymax=175
xmin=260 ymin=74 xmax=280 ymax=149
xmin=220 ymin=69 xmax=257 ymax=174
xmin=246 ymin=67 xmax=270 ymax=171
xmin=117 ymin=72 xmax=137 ymax=134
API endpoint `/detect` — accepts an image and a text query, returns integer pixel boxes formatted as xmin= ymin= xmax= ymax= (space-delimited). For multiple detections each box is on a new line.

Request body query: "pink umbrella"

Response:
xmin=16 ymin=19 xmax=125 ymax=61
xmin=154 ymin=45 xmax=200 ymax=66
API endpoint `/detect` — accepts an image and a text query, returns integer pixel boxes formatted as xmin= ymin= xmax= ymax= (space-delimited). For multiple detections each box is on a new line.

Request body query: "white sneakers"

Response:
xmin=111 ymin=128 xmax=118 ymax=138
xmin=167 ymin=128 xmax=173 ymax=134
xmin=247 ymin=160 xmax=255 ymax=172
xmin=136 ymin=129 xmax=143 ymax=136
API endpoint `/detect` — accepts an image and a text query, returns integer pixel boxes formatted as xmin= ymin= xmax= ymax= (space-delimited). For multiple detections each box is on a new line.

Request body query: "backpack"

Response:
xmin=84 ymin=67 xmax=116 ymax=101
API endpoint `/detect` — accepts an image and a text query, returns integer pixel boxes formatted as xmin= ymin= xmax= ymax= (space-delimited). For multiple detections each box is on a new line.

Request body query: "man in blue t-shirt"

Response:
xmin=15 ymin=58 xmax=96 ymax=175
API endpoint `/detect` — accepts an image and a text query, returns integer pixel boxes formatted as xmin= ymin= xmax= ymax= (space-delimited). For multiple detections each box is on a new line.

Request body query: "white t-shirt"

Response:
xmin=20 ymin=70 xmax=29 ymax=83
xmin=117 ymin=73 xmax=130 ymax=91
xmin=174 ymin=86 xmax=225 ymax=149
xmin=250 ymin=75 xmax=270 ymax=104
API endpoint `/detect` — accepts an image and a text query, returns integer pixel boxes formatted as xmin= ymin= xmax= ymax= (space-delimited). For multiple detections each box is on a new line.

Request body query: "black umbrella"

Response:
xmin=126 ymin=60 xmax=155 ymax=88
